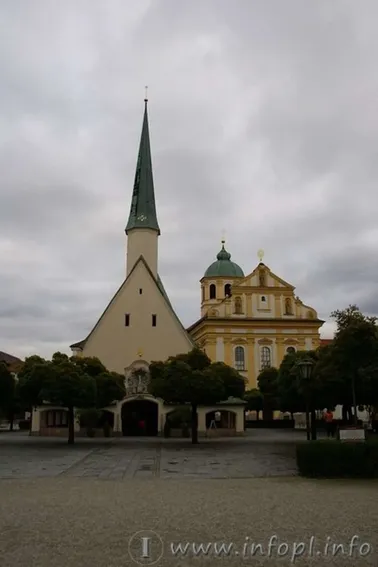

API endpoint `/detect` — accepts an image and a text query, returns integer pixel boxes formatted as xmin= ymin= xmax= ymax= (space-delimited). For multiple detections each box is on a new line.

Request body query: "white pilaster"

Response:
xmin=216 ymin=337 xmax=224 ymax=362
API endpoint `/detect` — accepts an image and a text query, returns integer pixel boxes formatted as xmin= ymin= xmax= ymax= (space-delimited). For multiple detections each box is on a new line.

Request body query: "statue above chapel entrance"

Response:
xmin=124 ymin=360 xmax=150 ymax=397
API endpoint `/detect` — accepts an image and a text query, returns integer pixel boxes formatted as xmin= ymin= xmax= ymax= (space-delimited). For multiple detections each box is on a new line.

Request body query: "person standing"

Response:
xmin=324 ymin=409 xmax=334 ymax=438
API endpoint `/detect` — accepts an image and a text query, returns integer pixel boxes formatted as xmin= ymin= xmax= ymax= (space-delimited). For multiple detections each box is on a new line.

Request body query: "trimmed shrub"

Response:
xmin=296 ymin=440 xmax=378 ymax=478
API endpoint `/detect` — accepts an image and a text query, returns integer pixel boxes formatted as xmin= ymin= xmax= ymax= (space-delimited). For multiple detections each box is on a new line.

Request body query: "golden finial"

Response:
xmin=144 ymin=86 xmax=148 ymax=102
xmin=137 ymin=348 xmax=143 ymax=357
xmin=257 ymin=249 xmax=265 ymax=263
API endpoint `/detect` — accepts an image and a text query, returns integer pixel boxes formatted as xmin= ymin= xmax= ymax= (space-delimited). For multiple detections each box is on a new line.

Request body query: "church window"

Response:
xmin=234 ymin=346 xmax=245 ymax=371
xmin=285 ymin=298 xmax=293 ymax=315
xmin=261 ymin=296 xmax=266 ymax=302
xmin=209 ymin=284 xmax=216 ymax=299
xmin=125 ymin=314 xmax=130 ymax=326
xmin=234 ymin=296 xmax=243 ymax=314
xmin=139 ymin=289 xmax=143 ymax=294
xmin=224 ymin=283 xmax=232 ymax=297
xmin=201 ymin=287 xmax=205 ymax=302
xmin=260 ymin=346 xmax=271 ymax=369
xmin=152 ymin=314 xmax=157 ymax=327
xmin=286 ymin=346 xmax=296 ymax=355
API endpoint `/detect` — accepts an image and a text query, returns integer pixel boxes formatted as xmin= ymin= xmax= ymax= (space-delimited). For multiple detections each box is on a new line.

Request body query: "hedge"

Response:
xmin=296 ymin=440 xmax=378 ymax=478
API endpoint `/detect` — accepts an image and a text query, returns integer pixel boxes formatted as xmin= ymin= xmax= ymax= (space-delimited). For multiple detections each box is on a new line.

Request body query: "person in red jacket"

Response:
xmin=324 ymin=409 xmax=334 ymax=438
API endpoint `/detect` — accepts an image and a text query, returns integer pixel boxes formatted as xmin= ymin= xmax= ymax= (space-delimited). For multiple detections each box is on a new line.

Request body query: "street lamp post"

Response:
xmin=297 ymin=358 xmax=316 ymax=441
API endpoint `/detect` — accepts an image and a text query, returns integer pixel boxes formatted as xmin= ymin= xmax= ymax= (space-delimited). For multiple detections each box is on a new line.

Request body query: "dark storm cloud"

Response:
xmin=1 ymin=0 xmax=377 ymax=357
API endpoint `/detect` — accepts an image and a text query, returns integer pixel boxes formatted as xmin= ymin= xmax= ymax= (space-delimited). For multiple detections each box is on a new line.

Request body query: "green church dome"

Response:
xmin=204 ymin=242 xmax=244 ymax=278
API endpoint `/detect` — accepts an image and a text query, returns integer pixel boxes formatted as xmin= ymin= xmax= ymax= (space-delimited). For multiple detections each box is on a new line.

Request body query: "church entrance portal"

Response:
xmin=121 ymin=399 xmax=158 ymax=436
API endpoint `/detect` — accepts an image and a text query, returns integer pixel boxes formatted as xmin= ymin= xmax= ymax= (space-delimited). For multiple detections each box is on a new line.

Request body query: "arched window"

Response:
xmin=209 ymin=284 xmax=216 ymax=299
xmin=285 ymin=298 xmax=293 ymax=315
xmin=261 ymin=296 xmax=266 ymax=302
xmin=234 ymin=346 xmax=245 ymax=371
xmin=224 ymin=283 xmax=232 ymax=297
xmin=201 ymin=286 xmax=205 ymax=302
xmin=286 ymin=346 xmax=296 ymax=355
xmin=260 ymin=346 xmax=271 ymax=369
xmin=234 ymin=296 xmax=242 ymax=314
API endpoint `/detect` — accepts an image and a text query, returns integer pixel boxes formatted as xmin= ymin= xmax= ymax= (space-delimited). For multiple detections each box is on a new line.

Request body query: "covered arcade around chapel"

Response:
xmin=31 ymin=358 xmax=246 ymax=437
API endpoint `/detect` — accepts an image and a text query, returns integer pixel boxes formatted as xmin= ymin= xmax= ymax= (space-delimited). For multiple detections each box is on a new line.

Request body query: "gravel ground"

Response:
xmin=0 ymin=477 xmax=377 ymax=567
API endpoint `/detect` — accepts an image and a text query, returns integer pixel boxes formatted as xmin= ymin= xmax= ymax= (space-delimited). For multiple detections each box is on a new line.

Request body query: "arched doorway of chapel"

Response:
xmin=121 ymin=399 xmax=158 ymax=436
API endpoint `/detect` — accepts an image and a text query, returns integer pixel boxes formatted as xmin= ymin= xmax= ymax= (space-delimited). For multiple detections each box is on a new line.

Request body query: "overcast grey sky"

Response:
xmin=1 ymin=0 xmax=377 ymax=359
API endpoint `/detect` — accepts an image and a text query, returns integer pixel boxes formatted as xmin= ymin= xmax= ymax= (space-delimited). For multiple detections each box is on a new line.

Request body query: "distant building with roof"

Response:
xmin=0 ymin=351 xmax=23 ymax=374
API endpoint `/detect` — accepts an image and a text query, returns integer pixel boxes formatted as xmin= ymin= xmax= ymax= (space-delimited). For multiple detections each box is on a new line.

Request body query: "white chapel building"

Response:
xmin=31 ymin=98 xmax=245 ymax=437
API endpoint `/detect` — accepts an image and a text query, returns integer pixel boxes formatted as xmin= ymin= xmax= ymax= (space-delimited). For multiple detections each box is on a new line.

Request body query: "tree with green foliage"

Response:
xmin=18 ymin=353 xmax=124 ymax=444
xmin=0 ymin=362 xmax=17 ymax=428
xmin=257 ymin=367 xmax=279 ymax=419
xmin=149 ymin=348 xmax=245 ymax=444
xmin=171 ymin=347 xmax=212 ymax=371
xmin=40 ymin=357 xmax=96 ymax=444
xmin=71 ymin=356 xmax=107 ymax=377
xmin=319 ymin=305 xmax=378 ymax=423
xmin=277 ymin=349 xmax=324 ymax=415
xmin=244 ymin=388 xmax=264 ymax=420
xmin=18 ymin=356 xmax=50 ymax=410
xmin=206 ymin=362 xmax=246 ymax=399
xmin=94 ymin=371 xmax=125 ymax=409
xmin=71 ymin=356 xmax=125 ymax=409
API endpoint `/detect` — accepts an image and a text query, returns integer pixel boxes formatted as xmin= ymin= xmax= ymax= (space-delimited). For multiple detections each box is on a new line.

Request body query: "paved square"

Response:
xmin=1 ymin=431 xmax=377 ymax=566
xmin=0 ymin=430 xmax=299 ymax=480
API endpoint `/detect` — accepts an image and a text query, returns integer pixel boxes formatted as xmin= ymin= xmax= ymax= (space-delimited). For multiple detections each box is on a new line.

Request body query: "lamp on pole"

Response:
xmin=297 ymin=358 xmax=316 ymax=441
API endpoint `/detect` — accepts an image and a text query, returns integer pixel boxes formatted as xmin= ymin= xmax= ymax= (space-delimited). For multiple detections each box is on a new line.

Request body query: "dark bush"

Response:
xmin=163 ymin=420 xmax=171 ymax=438
xmin=103 ymin=421 xmax=112 ymax=437
xmin=296 ymin=440 xmax=378 ymax=478
xmin=18 ymin=419 xmax=30 ymax=430
xmin=166 ymin=407 xmax=191 ymax=428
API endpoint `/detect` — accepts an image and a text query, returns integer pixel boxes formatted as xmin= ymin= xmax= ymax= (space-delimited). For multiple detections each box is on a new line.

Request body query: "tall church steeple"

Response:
xmin=126 ymin=94 xmax=160 ymax=277
xmin=125 ymin=96 xmax=160 ymax=235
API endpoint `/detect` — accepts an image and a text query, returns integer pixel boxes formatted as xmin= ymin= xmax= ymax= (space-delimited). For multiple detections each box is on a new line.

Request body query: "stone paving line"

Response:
xmin=0 ymin=443 xmax=298 ymax=480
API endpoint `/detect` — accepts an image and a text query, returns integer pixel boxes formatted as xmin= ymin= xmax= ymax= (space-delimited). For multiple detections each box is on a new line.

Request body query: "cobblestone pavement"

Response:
xmin=0 ymin=476 xmax=377 ymax=567
xmin=0 ymin=430 xmax=299 ymax=479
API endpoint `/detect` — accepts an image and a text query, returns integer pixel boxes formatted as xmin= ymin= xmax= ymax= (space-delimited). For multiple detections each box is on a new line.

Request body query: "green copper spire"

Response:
xmin=125 ymin=96 xmax=160 ymax=234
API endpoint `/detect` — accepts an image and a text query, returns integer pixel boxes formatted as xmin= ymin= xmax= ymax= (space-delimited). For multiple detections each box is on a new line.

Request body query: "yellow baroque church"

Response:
xmin=187 ymin=245 xmax=324 ymax=389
